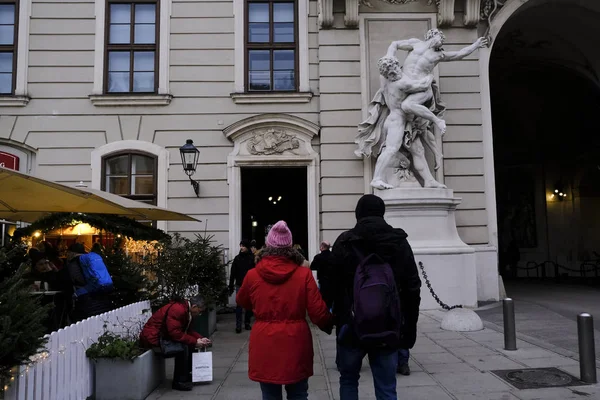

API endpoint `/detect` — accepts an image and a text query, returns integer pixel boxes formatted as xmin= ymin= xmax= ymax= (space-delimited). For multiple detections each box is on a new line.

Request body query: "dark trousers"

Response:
xmin=235 ymin=285 xmax=253 ymax=328
xmin=398 ymin=348 xmax=409 ymax=366
xmin=337 ymin=343 xmax=397 ymax=400
xmin=259 ymin=379 xmax=309 ymax=400
xmin=173 ymin=345 xmax=195 ymax=384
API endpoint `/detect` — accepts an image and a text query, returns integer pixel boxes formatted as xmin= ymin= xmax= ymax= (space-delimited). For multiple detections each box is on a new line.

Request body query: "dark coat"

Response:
xmin=320 ymin=216 xmax=421 ymax=349
xmin=310 ymin=249 xmax=333 ymax=282
xmin=229 ymin=250 xmax=255 ymax=289
xmin=140 ymin=301 xmax=203 ymax=348
xmin=236 ymin=248 xmax=332 ymax=385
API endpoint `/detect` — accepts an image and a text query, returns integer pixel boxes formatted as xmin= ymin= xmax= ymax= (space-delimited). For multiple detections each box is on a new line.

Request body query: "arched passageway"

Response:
xmin=490 ymin=0 xmax=600 ymax=281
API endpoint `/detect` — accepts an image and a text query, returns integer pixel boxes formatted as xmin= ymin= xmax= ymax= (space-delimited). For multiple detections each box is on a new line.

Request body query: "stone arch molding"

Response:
xmin=91 ymin=140 xmax=170 ymax=231
xmin=222 ymin=114 xmax=321 ymax=265
xmin=223 ymin=114 xmax=320 ymax=161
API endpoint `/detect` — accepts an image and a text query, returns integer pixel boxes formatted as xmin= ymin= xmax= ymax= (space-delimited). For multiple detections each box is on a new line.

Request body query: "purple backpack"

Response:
xmin=351 ymin=246 xmax=402 ymax=347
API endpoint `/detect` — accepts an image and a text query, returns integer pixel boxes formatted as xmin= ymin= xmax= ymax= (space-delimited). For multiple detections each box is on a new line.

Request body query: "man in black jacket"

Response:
xmin=310 ymin=241 xmax=333 ymax=306
xmin=228 ymin=239 xmax=255 ymax=333
xmin=320 ymin=194 xmax=421 ymax=400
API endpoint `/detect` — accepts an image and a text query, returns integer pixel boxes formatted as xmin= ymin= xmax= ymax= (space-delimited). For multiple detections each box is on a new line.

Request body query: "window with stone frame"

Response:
xmin=0 ymin=0 xmax=18 ymax=95
xmin=102 ymin=152 xmax=157 ymax=225
xmin=245 ymin=0 xmax=297 ymax=92
xmin=104 ymin=0 xmax=159 ymax=94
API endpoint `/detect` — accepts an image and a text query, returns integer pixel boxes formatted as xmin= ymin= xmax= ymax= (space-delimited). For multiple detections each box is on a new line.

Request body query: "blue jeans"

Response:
xmin=337 ymin=343 xmax=398 ymax=400
xmin=235 ymin=285 xmax=252 ymax=329
xmin=398 ymin=348 xmax=409 ymax=366
xmin=259 ymin=379 xmax=308 ymax=400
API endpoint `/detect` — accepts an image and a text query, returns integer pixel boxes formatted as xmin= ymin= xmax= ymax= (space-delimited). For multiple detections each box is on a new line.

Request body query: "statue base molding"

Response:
xmin=377 ymin=187 xmax=478 ymax=310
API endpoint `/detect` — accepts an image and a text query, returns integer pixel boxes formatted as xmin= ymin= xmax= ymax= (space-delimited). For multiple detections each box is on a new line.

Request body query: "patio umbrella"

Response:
xmin=78 ymin=187 xmax=196 ymax=222
xmin=0 ymin=167 xmax=197 ymax=223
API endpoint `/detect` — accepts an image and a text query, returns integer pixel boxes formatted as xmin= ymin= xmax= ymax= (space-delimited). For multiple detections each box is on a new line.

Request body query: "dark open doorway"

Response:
xmin=490 ymin=0 xmax=600 ymax=283
xmin=241 ymin=167 xmax=308 ymax=253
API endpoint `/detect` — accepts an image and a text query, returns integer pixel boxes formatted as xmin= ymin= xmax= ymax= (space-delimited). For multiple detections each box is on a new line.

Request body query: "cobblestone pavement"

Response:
xmin=148 ymin=312 xmax=600 ymax=400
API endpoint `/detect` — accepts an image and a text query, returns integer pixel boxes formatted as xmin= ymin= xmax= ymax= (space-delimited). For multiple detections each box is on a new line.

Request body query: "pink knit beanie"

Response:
xmin=266 ymin=220 xmax=293 ymax=248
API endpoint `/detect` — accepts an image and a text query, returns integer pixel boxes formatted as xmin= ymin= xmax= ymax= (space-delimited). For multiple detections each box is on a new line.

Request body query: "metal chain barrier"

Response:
xmin=418 ymin=261 xmax=462 ymax=311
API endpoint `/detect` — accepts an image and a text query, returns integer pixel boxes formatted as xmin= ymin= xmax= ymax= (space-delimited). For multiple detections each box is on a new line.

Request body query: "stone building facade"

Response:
xmin=3 ymin=0 xmax=595 ymax=305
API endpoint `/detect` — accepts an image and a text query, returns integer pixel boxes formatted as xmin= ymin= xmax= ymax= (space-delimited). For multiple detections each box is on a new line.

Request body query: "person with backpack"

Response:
xmin=320 ymin=194 xmax=421 ymax=400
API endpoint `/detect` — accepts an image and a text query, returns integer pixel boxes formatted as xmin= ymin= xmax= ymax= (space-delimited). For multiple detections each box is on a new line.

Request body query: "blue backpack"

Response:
xmin=77 ymin=253 xmax=113 ymax=295
xmin=351 ymin=246 xmax=402 ymax=348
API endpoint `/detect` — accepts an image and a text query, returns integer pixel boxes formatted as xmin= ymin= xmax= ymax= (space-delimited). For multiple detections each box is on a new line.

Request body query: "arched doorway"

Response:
xmin=489 ymin=0 xmax=600 ymax=280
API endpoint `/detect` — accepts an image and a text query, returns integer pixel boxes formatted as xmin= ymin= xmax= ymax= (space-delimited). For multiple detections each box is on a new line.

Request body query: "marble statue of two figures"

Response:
xmin=355 ymin=29 xmax=488 ymax=190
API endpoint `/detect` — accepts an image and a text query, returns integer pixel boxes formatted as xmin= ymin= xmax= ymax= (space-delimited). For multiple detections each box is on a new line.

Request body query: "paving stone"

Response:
xmin=413 ymin=352 xmax=463 ymax=365
xmin=427 ymin=331 xmax=468 ymax=340
xmin=434 ymin=371 xmax=513 ymax=393
xmin=519 ymin=356 xmax=579 ymax=368
xmin=443 ymin=338 xmax=481 ymax=348
xmin=513 ymin=387 xmax=598 ymax=399
xmin=453 ymin=391 xmax=519 ymax=400
xmin=397 ymin=385 xmax=454 ymax=399
xmin=222 ymin=372 xmax=255 ymax=387
xmin=395 ymin=371 xmax=438 ymax=387
xmin=499 ymin=347 xmax=558 ymax=359
xmin=411 ymin=343 xmax=448 ymax=354
xmin=215 ymin=386 xmax=263 ymax=400
xmin=451 ymin=346 xmax=502 ymax=357
xmin=462 ymin=355 xmax=524 ymax=371
xmin=424 ymin=362 xmax=478 ymax=374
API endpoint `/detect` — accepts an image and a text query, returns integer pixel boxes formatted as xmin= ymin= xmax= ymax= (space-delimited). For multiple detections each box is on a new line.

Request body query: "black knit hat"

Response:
xmin=240 ymin=239 xmax=251 ymax=249
xmin=68 ymin=243 xmax=86 ymax=254
xmin=355 ymin=194 xmax=385 ymax=220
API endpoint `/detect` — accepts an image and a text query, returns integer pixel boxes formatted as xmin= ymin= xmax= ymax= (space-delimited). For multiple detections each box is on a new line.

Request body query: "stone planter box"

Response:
xmin=93 ymin=350 xmax=165 ymax=400
xmin=193 ymin=307 xmax=217 ymax=337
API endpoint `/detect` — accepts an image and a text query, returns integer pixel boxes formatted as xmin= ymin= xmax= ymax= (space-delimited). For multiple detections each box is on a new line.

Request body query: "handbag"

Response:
xmin=159 ymin=304 xmax=186 ymax=358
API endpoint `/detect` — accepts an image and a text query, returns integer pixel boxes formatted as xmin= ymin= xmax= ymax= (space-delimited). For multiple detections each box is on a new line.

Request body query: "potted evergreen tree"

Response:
xmin=149 ymin=234 xmax=228 ymax=337
xmin=0 ymin=244 xmax=49 ymax=399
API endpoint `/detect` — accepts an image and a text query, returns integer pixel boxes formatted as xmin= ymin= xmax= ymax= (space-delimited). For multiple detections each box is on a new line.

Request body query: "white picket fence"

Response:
xmin=4 ymin=301 xmax=152 ymax=400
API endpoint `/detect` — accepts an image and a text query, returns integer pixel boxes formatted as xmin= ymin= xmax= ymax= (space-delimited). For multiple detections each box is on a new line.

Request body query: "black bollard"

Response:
xmin=577 ymin=313 xmax=597 ymax=383
xmin=503 ymin=298 xmax=517 ymax=351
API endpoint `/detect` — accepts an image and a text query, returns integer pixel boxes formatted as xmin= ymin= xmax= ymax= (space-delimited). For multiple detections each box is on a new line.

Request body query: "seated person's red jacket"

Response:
xmin=140 ymin=301 xmax=203 ymax=347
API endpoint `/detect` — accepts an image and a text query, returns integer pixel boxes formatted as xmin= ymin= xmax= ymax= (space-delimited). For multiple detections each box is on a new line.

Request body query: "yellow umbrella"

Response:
xmin=78 ymin=187 xmax=196 ymax=222
xmin=0 ymin=167 xmax=197 ymax=222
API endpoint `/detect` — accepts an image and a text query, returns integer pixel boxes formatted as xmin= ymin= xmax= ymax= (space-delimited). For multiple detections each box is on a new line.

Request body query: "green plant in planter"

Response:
xmin=0 ymin=244 xmax=50 ymax=396
xmin=85 ymin=331 xmax=144 ymax=362
xmin=149 ymin=233 xmax=228 ymax=309
xmin=85 ymin=313 xmax=148 ymax=362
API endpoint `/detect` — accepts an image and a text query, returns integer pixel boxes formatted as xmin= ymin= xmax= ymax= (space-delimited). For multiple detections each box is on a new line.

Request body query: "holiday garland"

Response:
xmin=13 ymin=213 xmax=170 ymax=242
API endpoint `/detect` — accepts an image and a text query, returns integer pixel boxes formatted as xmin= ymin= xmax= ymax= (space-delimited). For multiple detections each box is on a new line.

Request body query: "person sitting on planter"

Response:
xmin=66 ymin=243 xmax=114 ymax=322
xmin=140 ymin=295 xmax=212 ymax=391
xmin=228 ymin=239 xmax=255 ymax=333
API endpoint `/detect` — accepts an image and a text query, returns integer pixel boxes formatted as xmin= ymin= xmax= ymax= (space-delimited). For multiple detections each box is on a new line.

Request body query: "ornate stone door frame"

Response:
xmin=223 ymin=114 xmax=321 ymax=259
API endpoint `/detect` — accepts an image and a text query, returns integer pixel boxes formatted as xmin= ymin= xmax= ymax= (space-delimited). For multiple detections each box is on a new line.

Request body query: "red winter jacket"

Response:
xmin=139 ymin=301 xmax=202 ymax=348
xmin=236 ymin=254 xmax=332 ymax=385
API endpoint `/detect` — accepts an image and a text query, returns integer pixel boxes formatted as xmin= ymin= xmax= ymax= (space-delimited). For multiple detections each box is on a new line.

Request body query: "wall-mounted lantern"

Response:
xmin=179 ymin=139 xmax=200 ymax=198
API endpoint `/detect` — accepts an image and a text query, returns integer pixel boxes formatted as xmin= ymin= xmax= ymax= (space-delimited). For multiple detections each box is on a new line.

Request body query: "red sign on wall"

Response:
xmin=0 ymin=151 xmax=20 ymax=171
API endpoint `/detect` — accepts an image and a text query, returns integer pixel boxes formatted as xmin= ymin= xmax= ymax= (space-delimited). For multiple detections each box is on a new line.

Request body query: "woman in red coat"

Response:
xmin=236 ymin=220 xmax=333 ymax=400
xmin=140 ymin=296 xmax=211 ymax=391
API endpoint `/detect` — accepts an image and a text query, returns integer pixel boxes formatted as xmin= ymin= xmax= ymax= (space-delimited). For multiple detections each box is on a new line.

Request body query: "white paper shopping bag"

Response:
xmin=192 ymin=350 xmax=213 ymax=383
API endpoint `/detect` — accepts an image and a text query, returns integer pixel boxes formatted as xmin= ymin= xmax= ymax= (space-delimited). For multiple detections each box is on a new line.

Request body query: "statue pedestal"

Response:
xmin=376 ymin=187 xmax=478 ymax=310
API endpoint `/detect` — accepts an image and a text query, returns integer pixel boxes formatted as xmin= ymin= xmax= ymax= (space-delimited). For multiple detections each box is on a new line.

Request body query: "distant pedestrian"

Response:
xmin=237 ymin=220 xmax=333 ymax=400
xmin=320 ymin=194 xmax=421 ymax=400
xmin=310 ymin=241 xmax=334 ymax=308
xmin=228 ymin=239 xmax=255 ymax=333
